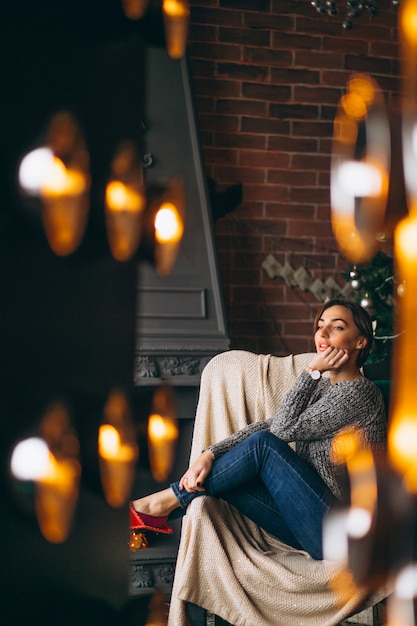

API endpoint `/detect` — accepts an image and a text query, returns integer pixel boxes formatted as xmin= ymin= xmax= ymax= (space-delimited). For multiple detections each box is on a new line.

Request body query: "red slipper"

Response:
xmin=129 ymin=502 xmax=173 ymax=534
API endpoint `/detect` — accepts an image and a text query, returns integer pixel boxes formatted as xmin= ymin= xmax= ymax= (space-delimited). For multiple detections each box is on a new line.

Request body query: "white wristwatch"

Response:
xmin=306 ymin=367 xmax=321 ymax=380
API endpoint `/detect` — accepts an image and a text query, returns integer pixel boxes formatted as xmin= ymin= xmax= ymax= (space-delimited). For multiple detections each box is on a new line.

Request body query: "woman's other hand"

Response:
xmin=179 ymin=450 xmax=214 ymax=492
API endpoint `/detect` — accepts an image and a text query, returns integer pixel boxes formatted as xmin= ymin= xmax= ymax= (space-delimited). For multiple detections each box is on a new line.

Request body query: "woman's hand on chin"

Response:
xmin=309 ymin=347 xmax=349 ymax=373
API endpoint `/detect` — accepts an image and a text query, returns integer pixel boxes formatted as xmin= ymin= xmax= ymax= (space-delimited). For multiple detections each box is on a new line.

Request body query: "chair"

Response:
xmin=167 ymin=351 xmax=390 ymax=626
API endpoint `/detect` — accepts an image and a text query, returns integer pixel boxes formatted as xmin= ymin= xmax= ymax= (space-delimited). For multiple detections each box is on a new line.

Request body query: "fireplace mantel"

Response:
xmin=134 ymin=47 xmax=230 ymax=390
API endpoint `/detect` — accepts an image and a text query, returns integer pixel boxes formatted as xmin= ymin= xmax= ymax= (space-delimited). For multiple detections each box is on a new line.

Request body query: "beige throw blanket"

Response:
xmin=168 ymin=351 xmax=385 ymax=626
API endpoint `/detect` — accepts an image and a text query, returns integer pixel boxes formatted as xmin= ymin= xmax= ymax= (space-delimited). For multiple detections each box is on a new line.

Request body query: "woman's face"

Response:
xmin=314 ymin=304 xmax=366 ymax=360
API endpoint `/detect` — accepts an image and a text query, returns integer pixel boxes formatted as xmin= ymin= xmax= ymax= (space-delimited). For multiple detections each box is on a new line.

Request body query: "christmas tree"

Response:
xmin=343 ymin=251 xmax=395 ymax=364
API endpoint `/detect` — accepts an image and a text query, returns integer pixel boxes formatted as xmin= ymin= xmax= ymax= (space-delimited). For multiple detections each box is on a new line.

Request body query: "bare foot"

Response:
xmin=132 ymin=488 xmax=178 ymax=517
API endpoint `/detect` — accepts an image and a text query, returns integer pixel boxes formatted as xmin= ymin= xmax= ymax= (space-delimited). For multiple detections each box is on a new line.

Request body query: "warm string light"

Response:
xmin=388 ymin=215 xmax=417 ymax=493
xmin=327 ymin=5 xmax=417 ymax=621
xmin=121 ymin=0 xmax=149 ymax=19
xmin=148 ymin=384 xmax=179 ymax=482
xmin=388 ymin=0 xmax=417 ymax=495
xmin=19 ymin=111 xmax=90 ymax=256
xmin=10 ymin=403 xmax=81 ymax=544
xmin=98 ymin=389 xmax=139 ymax=508
xmin=331 ymin=73 xmax=390 ymax=264
xmin=121 ymin=0 xmax=190 ymax=60
xmin=162 ymin=0 xmax=190 ymax=60
xmin=18 ymin=114 xmax=185 ymax=269
xmin=105 ymin=141 xmax=146 ymax=262
xmin=153 ymin=176 xmax=185 ymax=275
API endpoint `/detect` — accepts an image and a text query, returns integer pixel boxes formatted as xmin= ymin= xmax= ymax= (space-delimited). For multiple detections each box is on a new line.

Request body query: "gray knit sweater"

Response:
xmin=208 ymin=371 xmax=387 ymax=501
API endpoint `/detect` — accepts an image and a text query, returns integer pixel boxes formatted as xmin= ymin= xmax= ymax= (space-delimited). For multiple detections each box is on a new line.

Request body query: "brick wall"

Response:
xmin=187 ymin=0 xmax=400 ymax=355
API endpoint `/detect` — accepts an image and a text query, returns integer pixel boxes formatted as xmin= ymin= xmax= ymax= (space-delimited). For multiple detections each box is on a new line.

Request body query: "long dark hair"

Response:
xmin=313 ymin=299 xmax=373 ymax=368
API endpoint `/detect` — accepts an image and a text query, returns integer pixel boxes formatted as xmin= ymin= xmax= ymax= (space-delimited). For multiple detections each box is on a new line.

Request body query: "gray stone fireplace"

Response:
xmin=129 ymin=46 xmax=230 ymax=598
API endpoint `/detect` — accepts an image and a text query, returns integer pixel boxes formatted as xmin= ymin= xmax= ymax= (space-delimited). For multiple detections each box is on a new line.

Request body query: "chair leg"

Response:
xmin=186 ymin=603 xmax=234 ymax=626
xmin=186 ymin=602 xmax=207 ymax=626
xmin=214 ymin=617 xmax=234 ymax=626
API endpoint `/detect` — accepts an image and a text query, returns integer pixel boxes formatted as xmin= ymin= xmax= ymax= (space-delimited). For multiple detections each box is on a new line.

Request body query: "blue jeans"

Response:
xmin=171 ymin=431 xmax=336 ymax=560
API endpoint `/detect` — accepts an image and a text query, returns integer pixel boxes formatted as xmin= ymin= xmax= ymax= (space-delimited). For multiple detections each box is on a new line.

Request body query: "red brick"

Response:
xmin=203 ymin=147 xmax=239 ymax=164
xmin=294 ymin=85 xmax=341 ymax=105
xmin=241 ymin=117 xmax=290 ymax=134
xmin=292 ymin=153 xmax=330 ymax=170
xmin=289 ymin=218 xmax=333 ymax=238
xmin=244 ymin=12 xmax=294 ymax=31
xmin=289 ymin=186 xmax=330 ymax=205
xmin=212 ymin=165 xmax=266 ymax=184
xmin=190 ymin=41 xmax=242 ymax=61
xmin=217 ymin=62 xmax=269 ymax=81
xmin=191 ymin=6 xmax=243 ymax=27
xmin=266 ymin=169 xmax=309 ymax=185
xmin=267 ymin=135 xmax=318 ymax=153
xmin=219 ymin=26 xmax=271 ymax=47
xmin=244 ymin=47 xmax=292 ymax=67
xmin=290 ymin=120 xmax=334 ymax=139
xmin=193 ymin=77 xmax=241 ymax=97
xmin=198 ymin=112 xmax=239 ymax=132
xmin=215 ymin=132 xmax=267 ymax=150
xmin=322 ymin=36 xmax=368 ymax=55
xmin=241 ymin=184 xmax=289 ymax=203
xmin=345 ymin=53 xmax=394 ymax=76
xmin=220 ymin=0 xmax=270 ymax=12
xmin=243 ymin=82 xmax=291 ymax=101
xmin=189 ymin=23 xmax=218 ymax=43
xmin=269 ymin=103 xmax=320 ymax=120
xmin=239 ymin=150 xmax=289 ymax=168
xmin=271 ymin=31 xmax=322 ymax=51
xmin=189 ymin=58 xmax=216 ymax=77
xmin=270 ymin=68 xmax=320 ymax=85
xmin=295 ymin=50 xmax=345 ymax=70
xmin=216 ymin=98 xmax=268 ymax=116
xmin=265 ymin=202 xmax=316 ymax=219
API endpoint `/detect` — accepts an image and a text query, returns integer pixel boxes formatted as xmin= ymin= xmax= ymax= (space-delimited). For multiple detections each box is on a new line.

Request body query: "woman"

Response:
xmin=130 ymin=299 xmax=386 ymax=560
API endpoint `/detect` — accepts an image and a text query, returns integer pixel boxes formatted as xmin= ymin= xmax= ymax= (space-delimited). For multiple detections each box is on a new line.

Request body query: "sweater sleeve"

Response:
xmin=207 ymin=419 xmax=273 ymax=460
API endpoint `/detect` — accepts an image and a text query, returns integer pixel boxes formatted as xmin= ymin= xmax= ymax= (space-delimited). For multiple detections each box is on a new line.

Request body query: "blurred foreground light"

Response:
xmin=395 ymin=563 xmax=417 ymax=600
xmin=346 ymin=507 xmax=373 ymax=539
xmin=322 ymin=508 xmax=349 ymax=562
xmin=18 ymin=148 xmax=54 ymax=195
xmin=148 ymin=384 xmax=179 ymax=483
xmin=155 ymin=203 xmax=183 ymax=243
xmin=105 ymin=141 xmax=146 ymax=262
xmin=153 ymin=176 xmax=185 ymax=275
xmin=162 ymin=0 xmax=190 ymax=59
xmin=34 ymin=403 xmax=81 ymax=543
xmin=337 ymin=161 xmax=383 ymax=197
xmin=400 ymin=0 xmax=417 ymax=47
xmin=121 ymin=0 xmax=149 ymax=19
xmin=35 ymin=450 xmax=81 ymax=543
xmin=10 ymin=437 xmax=50 ymax=481
xmin=387 ymin=563 xmax=417 ymax=626
xmin=148 ymin=414 xmax=179 ymax=482
xmin=389 ymin=214 xmax=417 ymax=493
xmin=18 ymin=111 xmax=90 ymax=256
xmin=98 ymin=389 xmax=139 ymax=508
xmin=331 ymin=73 xmax=389 ymax=264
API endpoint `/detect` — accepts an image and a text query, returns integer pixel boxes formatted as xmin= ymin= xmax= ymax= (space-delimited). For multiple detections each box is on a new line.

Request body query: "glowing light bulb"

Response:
xmin=162 ymin=0 xmax=190 ymax=59
xmin=401 ymin=0 xmax=417 ymax=46
xmin=18 ymin=148 xmax=54 ymax=194
xmin=154 ymin=203 xmax=183 ymax=243
xmin=10 ymin=437 xmax=50 ymax=480
xmin=99 ymin=425 xmax=121 ymax=459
